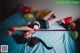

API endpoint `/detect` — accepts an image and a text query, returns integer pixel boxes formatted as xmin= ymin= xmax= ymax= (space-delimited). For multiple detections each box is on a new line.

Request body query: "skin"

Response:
xmin=24 ymin=31 xmax=35 ymax=39
xmin=7 ymin=10 xmax=60 ymax=38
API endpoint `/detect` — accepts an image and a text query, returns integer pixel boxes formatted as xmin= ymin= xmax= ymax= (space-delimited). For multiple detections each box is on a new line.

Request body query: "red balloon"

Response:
xmin=21 ymin=7 xmax=31 ymax=14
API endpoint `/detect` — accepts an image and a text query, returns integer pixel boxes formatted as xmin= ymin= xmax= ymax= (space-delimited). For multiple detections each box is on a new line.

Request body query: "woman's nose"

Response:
xmin=25 ymin=32 xmax=29 ymax=35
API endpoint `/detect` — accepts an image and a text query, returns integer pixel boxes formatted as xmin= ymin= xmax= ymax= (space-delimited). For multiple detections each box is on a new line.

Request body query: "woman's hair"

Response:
xmin=12 ymin=34 xmax=53 ymax=50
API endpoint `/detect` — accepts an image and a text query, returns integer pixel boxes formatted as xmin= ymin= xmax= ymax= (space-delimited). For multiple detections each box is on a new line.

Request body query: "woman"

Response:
xmin=7 ymin=10 xmax=72 ymax=39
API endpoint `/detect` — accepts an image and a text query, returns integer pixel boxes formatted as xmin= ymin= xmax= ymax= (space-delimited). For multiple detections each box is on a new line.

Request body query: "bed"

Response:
xmin=0 ymin=11 xmax=76 ymax=53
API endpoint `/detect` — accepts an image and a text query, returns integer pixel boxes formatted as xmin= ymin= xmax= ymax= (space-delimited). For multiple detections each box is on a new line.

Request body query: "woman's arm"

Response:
xmin=7 ymin=26 xmax=34 ymax=36
xmin=13 ymin=26 xmax=34 ymax=31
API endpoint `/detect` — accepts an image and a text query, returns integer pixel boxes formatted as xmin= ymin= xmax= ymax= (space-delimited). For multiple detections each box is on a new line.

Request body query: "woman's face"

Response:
xmin=24 ymin=31 xmax=32 ymax=39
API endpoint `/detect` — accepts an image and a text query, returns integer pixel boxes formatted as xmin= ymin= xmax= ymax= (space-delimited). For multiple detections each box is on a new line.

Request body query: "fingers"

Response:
xmin=7 ymin=31 xmax=13 ymax=36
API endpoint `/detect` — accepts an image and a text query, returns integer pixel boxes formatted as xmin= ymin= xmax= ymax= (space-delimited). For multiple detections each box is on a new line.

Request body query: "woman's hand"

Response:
xmin=7 ymin=31 xmax=13 ymax=36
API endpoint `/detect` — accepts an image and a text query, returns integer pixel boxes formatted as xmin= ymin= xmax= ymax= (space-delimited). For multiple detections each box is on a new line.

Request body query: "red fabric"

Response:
xmin=9 ymin=27 xmax=14 ymax=33
xmin=33 ymin=28 xmax=37 ymax=32
xmin=21 ymin=7 xmax=31 ymax=14
xmin=63 ymin=16 xmax=72 ymax=24
xmin=27 ymin=22 xmax=40 ymax=31
xmin=27 ymin=22 xmax=34 ymax=28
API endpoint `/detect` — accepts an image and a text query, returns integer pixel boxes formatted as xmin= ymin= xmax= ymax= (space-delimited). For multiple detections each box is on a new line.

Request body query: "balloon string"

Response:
xmin=14 ymin=29 xmax=77 ymax=31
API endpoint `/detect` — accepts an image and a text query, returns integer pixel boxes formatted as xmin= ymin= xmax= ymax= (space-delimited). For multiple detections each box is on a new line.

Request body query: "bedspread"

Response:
xmin=0 ymin=11 xmax=76 ymax=53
